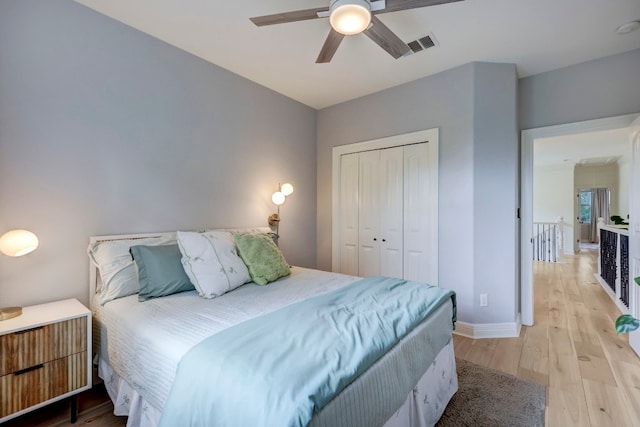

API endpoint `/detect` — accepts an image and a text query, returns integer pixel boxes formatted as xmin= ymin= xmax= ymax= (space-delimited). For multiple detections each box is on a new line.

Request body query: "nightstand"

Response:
xmin=0 ymin=299 xmax=91 ymax=423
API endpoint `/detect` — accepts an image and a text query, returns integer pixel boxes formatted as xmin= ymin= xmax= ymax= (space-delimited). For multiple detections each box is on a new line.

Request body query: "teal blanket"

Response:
xmin=159 ymin=276 xmax=456 ymax=427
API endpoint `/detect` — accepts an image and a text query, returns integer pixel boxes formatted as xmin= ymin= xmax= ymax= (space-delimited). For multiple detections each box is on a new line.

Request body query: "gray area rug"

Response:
xmin=436 ymin=359 xmax=546 ymax=427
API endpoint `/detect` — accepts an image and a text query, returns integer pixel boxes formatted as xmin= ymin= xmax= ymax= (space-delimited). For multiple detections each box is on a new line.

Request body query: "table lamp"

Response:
xmin=0 ymin=229 xmax=39 ymax=321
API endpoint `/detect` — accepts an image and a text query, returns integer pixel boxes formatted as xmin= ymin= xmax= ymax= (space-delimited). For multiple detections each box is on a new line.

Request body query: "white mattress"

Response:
xmin=93 ymin=267 xmax=362 ymax=411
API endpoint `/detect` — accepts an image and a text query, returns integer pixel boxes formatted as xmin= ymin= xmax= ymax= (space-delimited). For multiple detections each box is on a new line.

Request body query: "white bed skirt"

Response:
xmin=98 ymin=339 xmax=457 ymax=427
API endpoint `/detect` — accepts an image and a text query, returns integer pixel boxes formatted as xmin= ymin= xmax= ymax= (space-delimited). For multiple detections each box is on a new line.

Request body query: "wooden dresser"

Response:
xmin=0 ymin=299 xmax=91 ymax=422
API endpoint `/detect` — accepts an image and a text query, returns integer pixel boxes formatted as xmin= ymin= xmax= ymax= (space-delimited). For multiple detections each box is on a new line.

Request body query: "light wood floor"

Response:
xmin=453 ymin=249 xmax=640 ymax=426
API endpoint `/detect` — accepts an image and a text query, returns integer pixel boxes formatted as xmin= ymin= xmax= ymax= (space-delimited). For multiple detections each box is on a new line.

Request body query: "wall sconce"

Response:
xmin=268 ymin=183 xmax=294 ymax=235
xmin=0 ymin=229 xmax=39 ymax=321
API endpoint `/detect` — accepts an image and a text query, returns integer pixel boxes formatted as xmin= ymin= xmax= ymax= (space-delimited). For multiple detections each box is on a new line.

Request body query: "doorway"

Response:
xmin=578 ymin=187 xmax=611 ymax=250
xmin=521 ymin=113 xmax=640 ymax=326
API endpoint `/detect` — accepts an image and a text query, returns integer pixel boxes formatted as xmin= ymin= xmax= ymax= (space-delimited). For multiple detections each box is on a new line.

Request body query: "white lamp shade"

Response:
xmin=0 ymin=229 xmax=39 ymax=257
xmin=272 ymin=191 xmax=286 ymax=206
xmin=281 ymin=183 xmax=294 ymax=197
xmin=330 ymin=0 xmax=372 ymax=35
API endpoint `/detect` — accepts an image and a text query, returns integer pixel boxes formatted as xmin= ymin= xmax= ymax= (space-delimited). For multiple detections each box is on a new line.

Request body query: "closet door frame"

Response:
xmin=331 ymin=128 xmax=439 ymax=285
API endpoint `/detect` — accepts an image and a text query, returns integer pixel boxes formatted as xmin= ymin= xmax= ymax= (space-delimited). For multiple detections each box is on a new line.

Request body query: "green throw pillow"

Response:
xmin=234 ymin=233 xmax=290 ymax=285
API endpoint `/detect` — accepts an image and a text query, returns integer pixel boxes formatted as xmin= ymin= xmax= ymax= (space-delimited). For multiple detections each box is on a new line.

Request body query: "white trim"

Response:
xmin=629 ymin=117 xmax=640 ymax=355
xmin=600 ymin=224 xmax=630 ymax=235
xmin=454 ymin=316 xmax=522 ymax=339
xmin=331 ymin=128 xmax=439 ymax=281
xmin=521 ymin=113 xmax=640 ymax=326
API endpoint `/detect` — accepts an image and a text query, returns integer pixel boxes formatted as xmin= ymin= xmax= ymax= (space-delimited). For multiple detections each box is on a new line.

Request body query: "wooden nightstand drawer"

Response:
xmin=0 ymin=317 xmax=86 ymax=376
xmin=0 ymin=351 xmax=87 ymax=418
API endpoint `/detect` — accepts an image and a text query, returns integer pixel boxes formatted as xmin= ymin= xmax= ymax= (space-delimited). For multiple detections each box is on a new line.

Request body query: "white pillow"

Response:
xmin=177 ymin=231 xmax=251 ymax=299
xmin=88 ymin=234 xmax=176 ymax=305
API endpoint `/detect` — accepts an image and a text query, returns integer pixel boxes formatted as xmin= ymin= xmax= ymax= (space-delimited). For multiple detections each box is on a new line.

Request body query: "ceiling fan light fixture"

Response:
xmin=329 ymin=0 xmax=372 ymax=36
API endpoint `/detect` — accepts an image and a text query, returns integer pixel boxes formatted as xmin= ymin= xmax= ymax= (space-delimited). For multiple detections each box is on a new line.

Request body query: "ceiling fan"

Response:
xmin=250 ymin=0 xmax=463 ymax=63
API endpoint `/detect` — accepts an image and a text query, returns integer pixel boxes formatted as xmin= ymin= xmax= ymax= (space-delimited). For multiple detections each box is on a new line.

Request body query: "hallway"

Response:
xmin=453 ymin=250 xmax=640 ymax=426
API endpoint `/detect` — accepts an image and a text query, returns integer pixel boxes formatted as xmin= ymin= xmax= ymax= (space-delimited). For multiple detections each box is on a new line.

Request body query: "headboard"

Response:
xmin=88 ymin=227 xmax=271 ymax=308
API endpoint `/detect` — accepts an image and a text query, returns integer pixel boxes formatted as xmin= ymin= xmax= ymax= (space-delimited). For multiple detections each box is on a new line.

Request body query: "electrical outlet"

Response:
xmin=480 ymin=294 xmax=488 ymax=307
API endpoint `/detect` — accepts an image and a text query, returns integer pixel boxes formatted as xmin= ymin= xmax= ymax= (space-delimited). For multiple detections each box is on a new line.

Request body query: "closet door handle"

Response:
xmin=373 ymin=238 xmax=377 ymax=241
xmin=382 ymin=239 xmax=386 ymax=242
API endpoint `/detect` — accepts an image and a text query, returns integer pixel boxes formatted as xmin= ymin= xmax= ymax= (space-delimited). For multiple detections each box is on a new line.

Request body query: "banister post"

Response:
xmin=597 ymin=217 xmax=605 ymax=275
xmin=597 ymin=217 xmax=605 ymax=243
xmin=556 ymin=216 xmax=564 ymax=260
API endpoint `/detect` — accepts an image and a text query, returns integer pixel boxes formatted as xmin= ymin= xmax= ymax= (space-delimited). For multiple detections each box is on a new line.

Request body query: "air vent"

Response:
xmin=407 ymin=33 xmax=439 ymax=54
xmin=418 ymin=35 xmax=435 ymax=49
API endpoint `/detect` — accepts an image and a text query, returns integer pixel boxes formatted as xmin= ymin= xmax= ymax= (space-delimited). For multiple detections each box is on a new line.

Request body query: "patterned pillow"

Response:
xmin=234 ymin=233 xmax=290 ymax=286
xmin=177 ymin=231 xmax=251 ymax=299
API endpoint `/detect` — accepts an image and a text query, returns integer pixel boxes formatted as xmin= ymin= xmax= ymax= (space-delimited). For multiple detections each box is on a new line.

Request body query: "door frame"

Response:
xmin=628 ymin=116 xmax=640 ymax=356
xmin=521 ymin=113 xmax=640 ymax=326
xmin=331 ymin=128 xmax=439 ymax=283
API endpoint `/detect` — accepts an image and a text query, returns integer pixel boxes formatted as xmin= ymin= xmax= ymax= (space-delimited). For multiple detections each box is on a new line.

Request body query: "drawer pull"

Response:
xmin=14 ymin=364 xmax=44 ymax=376
xmin=14 ymin=326 xmax=44 ymax=335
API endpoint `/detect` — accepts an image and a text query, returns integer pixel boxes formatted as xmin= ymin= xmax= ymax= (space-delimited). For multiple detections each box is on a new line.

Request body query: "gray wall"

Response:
xmin=520 ymin=49 xmax=640 ymax=130
xmin=317 ymin=63 xmax=520 ymax=324
xmin=0 ymin=0 xmax=317 ymax=308
xmin=472 ymin=63 xmax=519 ymax=323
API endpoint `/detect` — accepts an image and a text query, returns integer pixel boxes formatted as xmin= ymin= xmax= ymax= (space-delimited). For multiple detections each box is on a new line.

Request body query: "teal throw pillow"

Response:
xmin=130 ymin=244 xmax=195 ymax=301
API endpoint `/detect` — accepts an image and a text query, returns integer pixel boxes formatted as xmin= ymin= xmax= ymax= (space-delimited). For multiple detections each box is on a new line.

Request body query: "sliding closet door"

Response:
xmin=404 ymin=143 xmax=437 ymax=284
xmin=338 ymin=153 xmax=359 ymax=276
xmin=358 ymin=150 xmax=381 ymax=277
xmin=379 ymin=147 xmax=404 ymax=278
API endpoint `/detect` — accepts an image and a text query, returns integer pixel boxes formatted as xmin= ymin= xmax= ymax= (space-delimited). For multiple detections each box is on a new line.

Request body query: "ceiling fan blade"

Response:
xmin=381 ymin=0 xmax=464 ymax=14
xmin=363 ymin=15 xmax=411 ymax=59
xmin=250 ymin=7 xmax=328 ymax=27
xmin=316 ymin=29 xmax=345 ymax=63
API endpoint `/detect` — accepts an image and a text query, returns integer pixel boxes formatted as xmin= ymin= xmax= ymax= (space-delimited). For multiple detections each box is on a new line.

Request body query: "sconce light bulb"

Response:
xmin=272 ymin=191 xmax=286 ymax=206
xmin=281 ymin=183 xmax=294 ymax=197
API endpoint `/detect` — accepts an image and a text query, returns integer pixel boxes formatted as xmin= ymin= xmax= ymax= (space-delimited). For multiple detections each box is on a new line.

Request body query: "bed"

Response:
xmin=89 ymin=228 xmax=457 ymax=427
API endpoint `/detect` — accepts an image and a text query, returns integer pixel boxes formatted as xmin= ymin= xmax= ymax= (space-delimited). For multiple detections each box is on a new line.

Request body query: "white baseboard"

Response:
xmin=454 ymin=316 xmax=522 ymax=339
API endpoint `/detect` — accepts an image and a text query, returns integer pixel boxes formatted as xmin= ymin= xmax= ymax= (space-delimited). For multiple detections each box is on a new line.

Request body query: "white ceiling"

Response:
xmin=74 ymin=0 xmax=640 ymax=109
xmin=534 ymin=128 xmax=631 ymax=167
